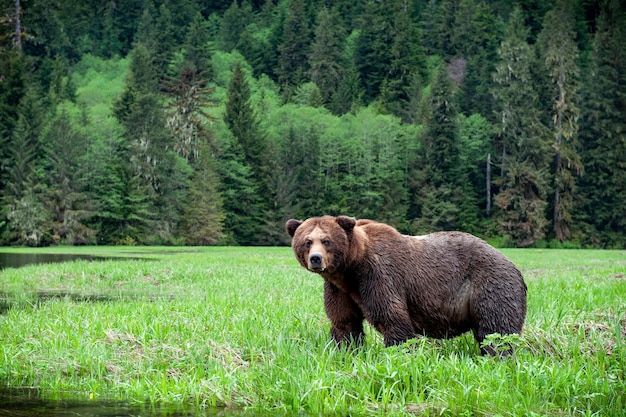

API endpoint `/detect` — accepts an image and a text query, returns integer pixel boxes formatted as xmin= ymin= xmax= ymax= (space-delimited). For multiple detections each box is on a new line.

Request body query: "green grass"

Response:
xmin=1 ymin=246 xmax=625 ymax=416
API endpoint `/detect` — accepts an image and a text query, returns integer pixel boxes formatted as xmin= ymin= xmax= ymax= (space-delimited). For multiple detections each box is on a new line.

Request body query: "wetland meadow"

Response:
xmin=0 ymin=246 xmax=625 ymax=416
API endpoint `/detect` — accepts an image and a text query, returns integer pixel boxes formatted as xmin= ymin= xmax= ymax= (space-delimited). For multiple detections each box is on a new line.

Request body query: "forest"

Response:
xmin=0 ymin=0 xmax=624 ymax=248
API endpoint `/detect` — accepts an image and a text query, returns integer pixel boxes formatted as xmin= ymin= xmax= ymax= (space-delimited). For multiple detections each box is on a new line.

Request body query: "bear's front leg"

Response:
xmin=363 ymin=292 xmax=415 ymax=347
xmin=381 ymin=321 xmax=416 ymax=347
xmin=324 ymin=281 xmax=365 ymax=346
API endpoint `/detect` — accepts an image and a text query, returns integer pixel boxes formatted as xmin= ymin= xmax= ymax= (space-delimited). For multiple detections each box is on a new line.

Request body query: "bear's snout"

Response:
xmin=308 ymin=253 xmax=325 ymax=271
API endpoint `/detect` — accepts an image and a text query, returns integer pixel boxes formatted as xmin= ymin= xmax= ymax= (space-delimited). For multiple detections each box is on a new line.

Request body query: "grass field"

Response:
xmin=0 ymin=246 xmax=625 ymax=416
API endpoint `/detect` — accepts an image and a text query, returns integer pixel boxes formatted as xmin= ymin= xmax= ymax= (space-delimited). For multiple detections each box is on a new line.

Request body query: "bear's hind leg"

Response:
xmin=324 ymin=281 xmax=365 ymax=346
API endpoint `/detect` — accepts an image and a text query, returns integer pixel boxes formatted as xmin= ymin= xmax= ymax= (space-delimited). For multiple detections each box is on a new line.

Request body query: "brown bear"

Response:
xmin=286 ymin=215 xmax=527 ymax=355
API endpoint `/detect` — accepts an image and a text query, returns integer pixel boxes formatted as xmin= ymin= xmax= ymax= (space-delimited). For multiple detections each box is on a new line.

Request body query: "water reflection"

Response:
xmin=0 ymin=388 xmax=266 ymax=417
xmin=0 ymin=252 xmax=108 ymax=270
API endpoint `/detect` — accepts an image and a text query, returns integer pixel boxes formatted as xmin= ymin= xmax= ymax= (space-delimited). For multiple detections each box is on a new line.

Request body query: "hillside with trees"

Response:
xmin=0 ymin=0 xmax=624 ymax=248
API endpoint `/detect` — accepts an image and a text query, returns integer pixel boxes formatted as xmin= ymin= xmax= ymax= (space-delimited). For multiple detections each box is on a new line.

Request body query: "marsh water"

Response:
xmin=0 ymin=388 xmax=265 ymax=417
xmin=0 ymin=252 xmax=108 ymax=270
xmin=0 ymin=253 xmax=253 ymax=417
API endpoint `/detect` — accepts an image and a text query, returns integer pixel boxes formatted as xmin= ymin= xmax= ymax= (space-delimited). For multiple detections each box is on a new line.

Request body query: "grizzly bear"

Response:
xmin=286 ymin=215 xmax=527 ymax=355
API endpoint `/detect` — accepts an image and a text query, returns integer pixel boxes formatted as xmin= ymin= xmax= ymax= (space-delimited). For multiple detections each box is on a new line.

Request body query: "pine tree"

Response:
xmin=162 ymin=65 xmax=217 ymax=163
xmin=277 ymin=0 xmax=310 ymax=97
xmin=40 ymin=107 xmax=95 ymax=245
xmin=578 ymin=0 xmax=626 ymax=247
xmin=219 ymin=0 xmax=249 ymax=52
xmin=113 ymin=43 xmax=172 ymax=242
xmin=330 ymin=64 xmax=363 ymax=115
xmin=537 ymin=0 xmax=583 ymax=242
xmin=354 ymin=0 xmax=393 ymax=103
xmin=450 ymin=0 xmax=501 ymax=118
xmin=382 ymin=1 xmax=428 ymax=122
xmin=224 ymin=62 xmax=267 ymax=176
xmin=421 ymin=0 xmax=456 ymax=58
xmin=308 ymin=7 xmax=346 ymax=105
xmin=491 ymin=7 xmax=551 ymax=246
xmin=222 ymin=61 xmax=266 ymax=245
xmin=183 ymin=12 xmax=213 ymax=75
xmin=180 ymin=141 xmax=224 ymax=245
xmin=411 ymin=64 xmax=477 ymax=233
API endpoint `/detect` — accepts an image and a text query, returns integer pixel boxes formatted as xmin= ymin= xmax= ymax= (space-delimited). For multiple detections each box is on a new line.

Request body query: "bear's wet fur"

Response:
xmin=286 ymin=215 xmax=527 ymax=356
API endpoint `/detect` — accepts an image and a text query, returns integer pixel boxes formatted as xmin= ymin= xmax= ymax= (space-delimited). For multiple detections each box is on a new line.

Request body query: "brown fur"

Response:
xmin=286 ymin=216 xmax=527 ymax=355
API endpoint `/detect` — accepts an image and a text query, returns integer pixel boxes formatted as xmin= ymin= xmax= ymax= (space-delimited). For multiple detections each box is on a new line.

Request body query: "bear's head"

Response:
xmin=286 ymin=216 xmax=356 ymax=274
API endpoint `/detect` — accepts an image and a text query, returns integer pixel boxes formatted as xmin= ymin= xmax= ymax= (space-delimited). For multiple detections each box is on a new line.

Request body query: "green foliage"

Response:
xmin=491 ymin=7 xmax=551 ymax=246
xmin=6 ymin=191 xmax=50 ymax=246
xmin=537 ymin=0 xmax=583 ymax=242
xmin=180 ymin=143 xmax=225 ymax=245
xmin=308 ymin=7 xmax=346 ymax=105
xmin=0 ymin=0 xmax=624 ymax=247
xmin=577 ymin=0 xmax=626 ymax=248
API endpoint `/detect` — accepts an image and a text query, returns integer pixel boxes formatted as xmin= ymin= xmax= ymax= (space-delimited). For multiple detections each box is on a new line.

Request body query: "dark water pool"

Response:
xmin=0 ymin=252 xmax=111 ymax=270
xmin=0 ymin=388 xmax=267 ymax=417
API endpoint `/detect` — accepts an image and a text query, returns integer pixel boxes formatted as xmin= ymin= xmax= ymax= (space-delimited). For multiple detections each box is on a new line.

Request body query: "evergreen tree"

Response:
xmin=491 ymin=7 xmax=551 ymax=246
xmin=421 ymin=0 xmax=456 ymax=58
xmin=219 ymin=0 xmax=251 ymax=52
xmin=451 ymin=0 xmax=501 ymax=118
xmin=330 ymin=64 xmax=362 ymax=115
xmin=183 ymin=12 xmax=214 ymax=75
xmin=277 ymin=0 xmax=310 ymax=97
xmin=537 ymin=0 xmax=583 ymax=242
xmin=578 ymin=0 xmax=626 ymax=247
xmin=40 ymin=107 xmax=96 ymax=245
xmin=2 ymin=86 xmax=44 ymax=202
xmin=113 ymin=43 xmax=174 ymax=242
xmin=354 ymin=0 xmax=393 ymax=103
xmin=411 ymin=65 xmax=477 ymax=233
xmin=382 ymin=1 xmax=428 ymax=122
xmin=308 ymin=7 xmax=346 ymax=105
xmin=162 ymin=65 xmax=217 ymax=162
xmin=180 ymin=141 xmax=224 ymax=245
xmin=222 ymin=61 xmax=266 ymax=244
xmin=224 ymin=62 xmax=267 ymax=176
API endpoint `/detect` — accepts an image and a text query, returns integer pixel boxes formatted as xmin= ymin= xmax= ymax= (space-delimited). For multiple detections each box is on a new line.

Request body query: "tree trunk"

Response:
xmin=15 ymin=0 xmax=22 ymax=50
xmin=486 ymin=153 xmax=491 ymax=216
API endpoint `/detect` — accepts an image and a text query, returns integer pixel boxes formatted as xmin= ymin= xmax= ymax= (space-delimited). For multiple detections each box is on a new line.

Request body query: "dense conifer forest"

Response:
xmin=0 ymin=0 xmax=624 ymax=247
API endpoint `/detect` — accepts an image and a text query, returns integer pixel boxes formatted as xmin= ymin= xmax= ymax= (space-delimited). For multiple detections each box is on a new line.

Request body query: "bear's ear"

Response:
xmin=286 ymin=219 xmax=303 ymax=237
xmin=336 ymin=216 xmax=356 ymax=233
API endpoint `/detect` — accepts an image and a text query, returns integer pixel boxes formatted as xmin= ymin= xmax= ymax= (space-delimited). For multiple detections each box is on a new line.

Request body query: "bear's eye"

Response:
xmin=322 ymin=240 xmax=330 ymax=247
xmin=305 ymin=241 xmax=312 ymax=249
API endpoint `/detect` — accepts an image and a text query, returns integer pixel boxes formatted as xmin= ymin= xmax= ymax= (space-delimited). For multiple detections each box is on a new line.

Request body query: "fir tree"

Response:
xmin=537 ymin=0 xmax=583 ymax=242
xmin=308 ymin=7 xmax=346 ymax=105
xmin=222 ymin=61 xmax=266 ymax=245
xmin=578 ymin=0 xmax=626 ymax=247
xmin=491 ymin=7 xmax=551 ymax=246
xmin=382 ymin=1 xmax=428 ymax=122
xmin=277 ymin=0 xmax=310 ymax=97
xmin=224 ymin=62 xmax=267 ymax=176
xmin=183 ymin=12 xmax=214 ymax=76
xmin=181 ymin=141 xmax=224 ymax=245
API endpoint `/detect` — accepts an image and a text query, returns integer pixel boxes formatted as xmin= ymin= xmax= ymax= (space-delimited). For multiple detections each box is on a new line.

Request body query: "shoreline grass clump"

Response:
xmin=1 ymin=246 xmax=625 ymax=416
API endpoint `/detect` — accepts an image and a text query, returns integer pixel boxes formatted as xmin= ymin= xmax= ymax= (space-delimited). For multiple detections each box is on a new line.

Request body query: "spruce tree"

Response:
xmin=537 ymin=0 xmax=583 ymax=242
xmin=40 ymin=107 xmax=95 ymax=245
xmin=277 ymin=0 xmax=310 ymax=97
xmin=491 ymin=7 xmax=551 ymax=246
xmin=180 ymin=141 xmax=224 ymax=246
xmin=308 ymin=7 xmax=346 ymax=105
xmin=183 ymin=12 xmax=214 ymax=76
xmin=222 ymin=61 xmax=266 ymax=245
xmin=451 ymin=0 xmax=501 ymax=118
xmin=411 ymin=65 xmax=478 ymax=233
xmin=578 ymin=0 xmax=626 ymax=247
xmin=354 ymin=0 xmax=393 ymax=103
xmin=383 ymin=1 xmax=428 ymax=122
